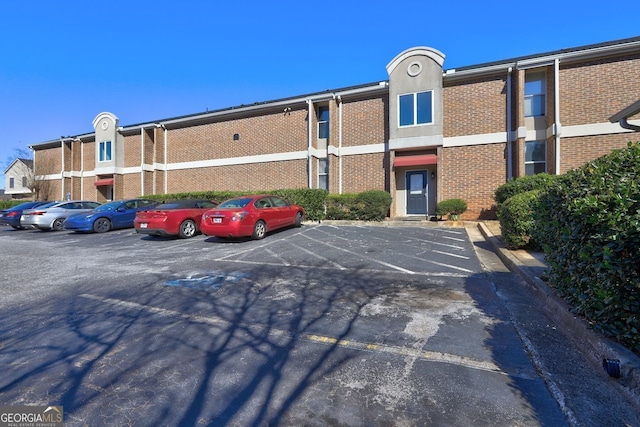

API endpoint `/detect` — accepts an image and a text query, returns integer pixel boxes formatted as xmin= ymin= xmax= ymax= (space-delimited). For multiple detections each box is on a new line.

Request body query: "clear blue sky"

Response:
xmin=1 ymin=0 xmax=638 ymax=188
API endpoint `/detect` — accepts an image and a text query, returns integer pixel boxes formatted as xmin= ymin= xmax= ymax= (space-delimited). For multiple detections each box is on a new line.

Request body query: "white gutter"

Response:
xmin=307 ymin=99 xmax=313 ymax=188
xmin=554 ymin=59 xmax=561 ymax=174
xmin=140 ymin=128 xmax=145 ymax=196
xmin=162 ymin=124 xmax=168 ymax=194
xmin=78 ymin=138 xmax=84 ymax=198
xmin=338 ymin=95 xmax=343 ymax=194
xmin=506 ymin=67 xmax=513 ymax=179
xmin=60 ymin=139 xmax=65 ymax=200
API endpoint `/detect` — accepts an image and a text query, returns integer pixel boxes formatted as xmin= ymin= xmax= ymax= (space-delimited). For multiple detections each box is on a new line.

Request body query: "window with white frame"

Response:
xmin=399 ymin=91 xmax=433 ymax=127
xmin=9 ymin=178 xmax=14 ymax=188
xmin=525 ymin=140 xmax=546 ymax=175
xmin=318 ymin=158 xmax=328 ymax=190
xmin=22 ymin=176 xmax=27 ymax=187
xmin=317 ymin=106 xmax=329 ymax=139
xmin=525 ymin=71 xmax=546 ymax=117
xmin=99 ymin=140 xmax=112 ymax=162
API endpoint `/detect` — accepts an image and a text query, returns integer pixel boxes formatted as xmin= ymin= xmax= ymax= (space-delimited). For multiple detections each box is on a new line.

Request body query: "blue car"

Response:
xmin=0 ymin=201 xmax=52 ymax=229
xmin=63 ymin=199 xmax=159 ymax=233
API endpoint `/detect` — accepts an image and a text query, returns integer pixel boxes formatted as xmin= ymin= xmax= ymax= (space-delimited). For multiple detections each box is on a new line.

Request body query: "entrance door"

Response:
xmin=406 ymin=171 xmax=427 ymax=215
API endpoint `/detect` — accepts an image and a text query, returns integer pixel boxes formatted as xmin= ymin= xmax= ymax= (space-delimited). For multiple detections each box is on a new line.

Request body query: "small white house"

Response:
xmin=4 ymin=158 xmax=33 ymax=199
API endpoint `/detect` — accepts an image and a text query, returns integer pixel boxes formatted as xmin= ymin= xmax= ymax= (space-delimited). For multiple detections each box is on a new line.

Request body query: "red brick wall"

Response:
xmin=166 ymin=108 xmax=308 ymax=164
xmin=443 ymin=75 xmax=507 ymax=137
xmin=341 ymin=95 xmax=388 ymax=147
xmin=561 ymin=134 xmax=634 ymax=174
xmin=166 ymin=159 xmax=308 ymax=194
xmin=124 ymin=134 xmax=141 ymax=167
xmin=341 ymin=153 xmax=387 ymax=193
xmin=440 ymin=143 xmax=506 ymax=219
xmin=560 ymin=55 xmax=640 ymax=126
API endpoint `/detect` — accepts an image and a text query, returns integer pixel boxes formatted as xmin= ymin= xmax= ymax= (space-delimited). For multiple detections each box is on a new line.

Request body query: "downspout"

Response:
xmin=306 ymin=99 xmax=313 ymax=188
xmin=163 ymin=124 xmax=168 ymax=194
xmin=60 ymin=138 xmax=65 ymax=200
xmin=338 ymin=95 xmax=343 ymax=194
xmin=554 ymin=58 xmax=561 ymax=174
xmin=78 ymin=138 xmax=84 ymax=199
xmin=506 ymin=67 xmax=513 ymax=179
xmin=140 ymin=128 xmax=145 ymax=196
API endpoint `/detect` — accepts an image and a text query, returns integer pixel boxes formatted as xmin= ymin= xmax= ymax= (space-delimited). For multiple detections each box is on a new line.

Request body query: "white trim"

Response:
xmin=389 ymin=135 xmax=442 ymax=150
xmin=561 ymin=121 xmax=640 ymax=138
xmin=443 ymin=132 xmax=506 ymax=147
xmin=162 ymin=151 xmax=308 ymax=171
xmin=339 ymin=143 xmax=387 ymax=156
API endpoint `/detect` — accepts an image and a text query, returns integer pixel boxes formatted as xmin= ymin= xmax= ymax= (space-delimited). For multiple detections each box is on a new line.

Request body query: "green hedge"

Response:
xmin=534 ymin=142 xmax=640 ymax=353
xmin=0 ymin=200 xmax=33 ymax=210
xmin=494 ymin=173 xmax=557 ymax=208
xmin=498 ymin=190 xmax=540 ymax=249
xmin=436 ymin=198 xmax=467 ymax=219
xmin=325 ymin=190 xmax=392 ymax=221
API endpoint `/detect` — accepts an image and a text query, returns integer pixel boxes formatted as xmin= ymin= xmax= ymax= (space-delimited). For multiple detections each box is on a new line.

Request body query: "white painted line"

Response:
xmin=289 ymin=242 xmax=347 ymax=270
xmin=442 ymin=235 xmax=466 ymax=242
xmin=265 ymin=248 xmax=290 ymax=266
xmin=299 ymin=233 xmax=416 ymax=274
xmin=432 ymin=250 xmax=470 ymax=260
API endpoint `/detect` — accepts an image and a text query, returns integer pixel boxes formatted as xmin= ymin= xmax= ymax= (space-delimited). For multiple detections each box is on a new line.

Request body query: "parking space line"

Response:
xmin=431 ymin=249 xmax=470 ymax=259
xmin=79 ymin=293 xmax=517 ymax=378
xmin=299 ymin=232 xmax=416 ymax=274
xmin=289 ymin=242 xmax=347 ymax=270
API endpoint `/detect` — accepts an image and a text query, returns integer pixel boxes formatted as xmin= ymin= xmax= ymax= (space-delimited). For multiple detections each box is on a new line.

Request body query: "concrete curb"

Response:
xmin=476 ymin=221 xmax=640 ymax=402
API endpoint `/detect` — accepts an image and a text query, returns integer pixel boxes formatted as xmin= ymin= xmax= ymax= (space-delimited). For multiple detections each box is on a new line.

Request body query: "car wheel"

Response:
xmin=295 ymin=211 xmax=304 ymax=228
xmin=93 ymin=218 xmax=111 ymax=233
xmin=252 ymin=220 xmax=266 ymax=240
xmin=52 ymin=218 xmax=64 ymax=231
xmin=179 ymin=219 xmax=197 ymax=239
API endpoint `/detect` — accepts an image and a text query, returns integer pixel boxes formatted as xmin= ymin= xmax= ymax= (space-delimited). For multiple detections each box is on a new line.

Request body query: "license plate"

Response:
xmin=140 ymin=223 xmax=148 ymax=228
xmin=214 ymin=218 xmax=222 ymax=223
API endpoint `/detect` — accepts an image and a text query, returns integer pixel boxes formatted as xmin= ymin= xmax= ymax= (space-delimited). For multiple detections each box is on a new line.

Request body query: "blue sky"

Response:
xmin=1 ymin=0 xmax=638 ymax=188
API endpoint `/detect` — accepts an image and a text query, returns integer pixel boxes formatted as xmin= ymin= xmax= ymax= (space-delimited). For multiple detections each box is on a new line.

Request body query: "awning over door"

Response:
xmin=94 ymin=178 xmax=114 ymax=187
xmin=393 ymin=154 xmax=437 ymax=167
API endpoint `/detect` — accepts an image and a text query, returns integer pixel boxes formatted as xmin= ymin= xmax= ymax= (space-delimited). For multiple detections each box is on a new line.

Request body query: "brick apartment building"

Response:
xmin=29 ymin=36 xmax=640 ymax=219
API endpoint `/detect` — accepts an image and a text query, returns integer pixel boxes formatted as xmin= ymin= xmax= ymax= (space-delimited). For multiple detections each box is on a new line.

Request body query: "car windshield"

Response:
xmin=93 ymin=201 xmax=121 ymax=212
xmin=218 ymin=198 xmax=252 ymax=208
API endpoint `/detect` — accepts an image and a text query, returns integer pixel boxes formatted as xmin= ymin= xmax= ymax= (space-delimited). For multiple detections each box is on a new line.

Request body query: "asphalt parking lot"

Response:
xmin=0 ymin=223 xmax=637 ymax=426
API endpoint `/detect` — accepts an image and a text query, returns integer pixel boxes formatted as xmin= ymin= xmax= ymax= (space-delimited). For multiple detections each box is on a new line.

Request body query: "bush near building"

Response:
xmin=325 ymin=190 xmax=392 ymax=221
xmin=534 ymin=142 xmax=640 ymax=354
xmin=436 ymin=198 xmax=467 ymax=220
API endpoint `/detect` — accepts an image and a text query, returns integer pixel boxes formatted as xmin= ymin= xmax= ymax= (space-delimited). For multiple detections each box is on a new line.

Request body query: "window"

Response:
xmin=399 ymin=91 xmax=433 ymax=127
xmin=9 ymin=178 xmax=14 ymax=188
xmin=525 ymin=72 xmax=545 ymax=117
xmin=22 ymin=177 xmax=27 ymax=187
xmin=99 ymin=140 xmax=112 ymax=162
xmin=317 ymin=106 xmax=329 ymax=139
xmin=525 ymin=141 xmax=546 ymax=175
xmin=318 ymin=158 xmax=328 ymax=190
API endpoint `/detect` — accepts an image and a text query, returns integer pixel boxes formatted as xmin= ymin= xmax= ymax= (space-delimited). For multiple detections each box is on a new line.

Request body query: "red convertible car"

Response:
xmin=134 ymin=199 xmax=218 ymax=238
xmin=200 ymin=195 xmax=304 ymax=240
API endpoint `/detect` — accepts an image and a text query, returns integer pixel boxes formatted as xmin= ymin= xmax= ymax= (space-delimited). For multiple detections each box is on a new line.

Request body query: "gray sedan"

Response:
xmin=21 ymin=200 xmax=102 ymax=231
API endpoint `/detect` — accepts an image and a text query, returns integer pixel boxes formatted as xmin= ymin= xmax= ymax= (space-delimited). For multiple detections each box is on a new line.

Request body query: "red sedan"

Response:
xmin=134 ymin=199 xmax=218 ymax=238
xmin=200 ymin=195 xmax=304 ymax=240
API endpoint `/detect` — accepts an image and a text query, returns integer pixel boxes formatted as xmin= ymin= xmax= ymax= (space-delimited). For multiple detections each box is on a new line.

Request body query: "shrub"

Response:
xmin=494 ymin=173 xmax=557 ymax=208
xmin=534 ymin=142 xmax=640 ymax=353
xmin=436 ymin=199 xmax=467 ymax=219
xmin=498 ymin=190 xmax=540 ymax=249
xmin=325 ymin=190 xmax=391 ymax=221
xmin=0 ymin=200 xmax=30 ymax=210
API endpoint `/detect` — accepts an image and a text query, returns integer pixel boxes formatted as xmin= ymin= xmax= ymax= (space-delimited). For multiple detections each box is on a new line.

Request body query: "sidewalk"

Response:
xmin=476 ymin=220 xmax=640 ymax=403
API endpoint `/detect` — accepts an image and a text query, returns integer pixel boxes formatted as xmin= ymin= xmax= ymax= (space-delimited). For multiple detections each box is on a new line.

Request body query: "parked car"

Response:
xmin=63 ymin=199 xmax=160 ymax=233
xmin=200 ymin=194 xmax=304 ymax=240
xmin=134 ymin=199 xmax=218 ymax=238
xmin=0 ymin=201 xmax=53 ymax=229
xmin=21 ymin=200 xmax=102 ymax=231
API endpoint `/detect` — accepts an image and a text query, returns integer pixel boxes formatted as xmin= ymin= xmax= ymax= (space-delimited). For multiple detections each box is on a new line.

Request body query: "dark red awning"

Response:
xmin=393 ymin=154 xmax=437 ymax=167
xmin=94 ymin=178 xmax=114 ymax=186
